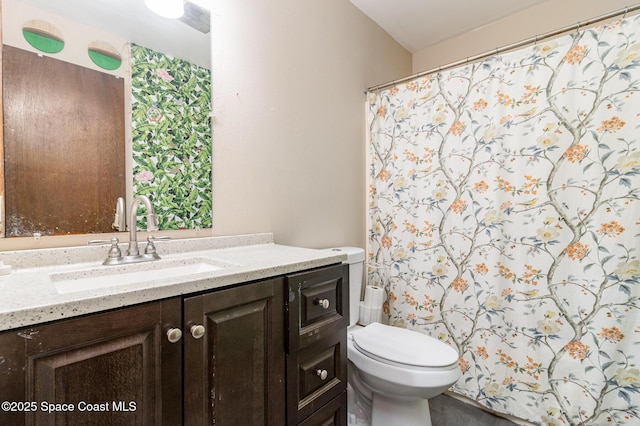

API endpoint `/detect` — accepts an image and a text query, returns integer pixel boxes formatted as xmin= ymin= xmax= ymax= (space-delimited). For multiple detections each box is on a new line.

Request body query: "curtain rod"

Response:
xmin=366 ymin=3 xmax=640 ymax=93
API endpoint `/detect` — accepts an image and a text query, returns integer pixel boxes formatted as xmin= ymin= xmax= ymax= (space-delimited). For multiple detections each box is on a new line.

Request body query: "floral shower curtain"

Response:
xmin=367 ymin=14 xmax=640 ymax=426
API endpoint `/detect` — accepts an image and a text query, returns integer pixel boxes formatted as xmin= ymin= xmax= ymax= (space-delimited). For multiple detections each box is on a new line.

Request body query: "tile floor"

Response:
xmin=430 ymin=394 xmax=518 ymax=425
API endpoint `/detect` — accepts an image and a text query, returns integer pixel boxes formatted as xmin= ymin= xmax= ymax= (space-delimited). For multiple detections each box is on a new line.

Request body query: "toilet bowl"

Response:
xmin=329 ymin=247 xmax=460 ymax=426
xmin=349 ymin=322 xmax=460 ymax=399
xmin=347 ymin=322 xmax=459 ymax=426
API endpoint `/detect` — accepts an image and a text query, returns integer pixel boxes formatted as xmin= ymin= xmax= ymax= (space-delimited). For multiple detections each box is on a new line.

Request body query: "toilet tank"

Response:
xmin=329 ymin=247 xmax=365 ymax=326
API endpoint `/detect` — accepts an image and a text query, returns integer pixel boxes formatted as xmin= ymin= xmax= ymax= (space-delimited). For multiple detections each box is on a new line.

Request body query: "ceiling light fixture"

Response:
xmin=144 ymin=0 xmax=185 ymax=19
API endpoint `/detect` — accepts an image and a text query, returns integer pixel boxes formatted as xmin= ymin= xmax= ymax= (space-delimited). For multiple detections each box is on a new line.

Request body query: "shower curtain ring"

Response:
xmin=624 ymin=7 xmax=629 ymax=19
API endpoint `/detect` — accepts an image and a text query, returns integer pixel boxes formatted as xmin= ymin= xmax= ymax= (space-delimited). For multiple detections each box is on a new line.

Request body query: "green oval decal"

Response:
xmin=22 ymin=28 xmax=64 ymax=54
xmin=88 ymin=49 xmax=122 ymax=70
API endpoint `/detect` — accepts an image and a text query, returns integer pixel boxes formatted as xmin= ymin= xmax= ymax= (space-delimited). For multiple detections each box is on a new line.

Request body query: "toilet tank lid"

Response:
xmin=328 ymin=247 xmax=364 ymax=264
xmin=352 ymin=322 xmax=459 ymax=368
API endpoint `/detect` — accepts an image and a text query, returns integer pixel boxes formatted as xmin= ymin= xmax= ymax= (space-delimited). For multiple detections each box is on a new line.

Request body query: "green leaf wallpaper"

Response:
xmin=130 ymin=43 xmax=212 ymax=230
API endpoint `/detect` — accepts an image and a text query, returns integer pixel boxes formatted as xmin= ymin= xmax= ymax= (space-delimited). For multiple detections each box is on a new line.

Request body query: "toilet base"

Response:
xmin=371 ymin=393 xmax=432 ymax=426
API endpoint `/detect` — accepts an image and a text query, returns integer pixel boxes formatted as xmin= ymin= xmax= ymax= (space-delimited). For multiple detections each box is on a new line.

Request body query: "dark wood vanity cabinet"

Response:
xmin=0 ymin=298 xmax=183 ymax=425
xmin=0 ymin=264 xmax=348 ymax=426
xmin=183 ymin=277 xmax=285 ymax=425
xmin=285 ymin=264 xmax=349 ymax=426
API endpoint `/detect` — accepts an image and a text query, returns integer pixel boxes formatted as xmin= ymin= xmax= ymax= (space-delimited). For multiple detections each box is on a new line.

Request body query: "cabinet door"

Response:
xmin=183 ymin=278 xmax=285 ymax=426
xmin=0 ymin=298 xmax=182 ymax=426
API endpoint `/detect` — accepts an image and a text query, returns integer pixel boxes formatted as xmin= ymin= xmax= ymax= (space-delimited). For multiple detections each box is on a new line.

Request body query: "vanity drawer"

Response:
xmin=301 ymin=282 xmax=339 ymax=328
xmin=298 ymin=392 xmax=346 ymax=426
xmin=286 ymin=264 xmax=349 ymax=351
xmin=286 ymin=333 xmax=347 ymax=425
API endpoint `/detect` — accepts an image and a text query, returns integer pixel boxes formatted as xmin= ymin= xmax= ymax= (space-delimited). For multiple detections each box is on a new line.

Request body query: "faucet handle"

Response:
xmin=89 ymin=237 xmax=122 ymax=259
xmin=145 ymin=235 xmax=170 ymax=255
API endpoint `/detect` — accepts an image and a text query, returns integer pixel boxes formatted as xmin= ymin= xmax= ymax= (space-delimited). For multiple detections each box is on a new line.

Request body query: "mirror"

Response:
xmin=1 ymin=0 xmax=212 ymax=237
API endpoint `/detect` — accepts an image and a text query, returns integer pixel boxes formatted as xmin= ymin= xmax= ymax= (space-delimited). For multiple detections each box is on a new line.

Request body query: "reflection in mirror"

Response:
xmin=130 ymin=43 xmax=212 ymax=231
xmin=3 ymin=45 xmax=126 ymax=236
xmin=1 ymin=0 xmax=212 ymax=238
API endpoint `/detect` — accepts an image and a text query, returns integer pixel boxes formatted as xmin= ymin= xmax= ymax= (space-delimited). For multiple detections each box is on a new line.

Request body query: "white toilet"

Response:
xmin=331 ymin=247 xmax=460 ymax=426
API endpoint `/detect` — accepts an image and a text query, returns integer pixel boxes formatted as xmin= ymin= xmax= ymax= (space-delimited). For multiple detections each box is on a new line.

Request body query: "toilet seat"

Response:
xmin=351 ymin=322 xmax=458 ymax=370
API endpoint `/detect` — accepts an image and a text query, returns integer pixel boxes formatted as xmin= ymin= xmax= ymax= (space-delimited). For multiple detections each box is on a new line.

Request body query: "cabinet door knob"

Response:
xmin=166 ymin=328 xmax=182 ymax=343
xmin=316 ymin=369 xmax=328 ymax=380
xmin=190 ymin=324 xmax=206 ymax=339
xmin=315 ymin=298 xmax=330 ymax=309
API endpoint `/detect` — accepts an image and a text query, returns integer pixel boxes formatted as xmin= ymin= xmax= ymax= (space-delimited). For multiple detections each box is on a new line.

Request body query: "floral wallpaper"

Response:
xmin=131 ymin=43 xmax=212 ymax=230
xmin=367 ymin=15 xmax=640 ymax=425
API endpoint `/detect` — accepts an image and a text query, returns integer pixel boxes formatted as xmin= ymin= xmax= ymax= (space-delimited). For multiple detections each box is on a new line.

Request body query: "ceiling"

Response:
xmin=349 ymin=0 xmax=546 ymax=53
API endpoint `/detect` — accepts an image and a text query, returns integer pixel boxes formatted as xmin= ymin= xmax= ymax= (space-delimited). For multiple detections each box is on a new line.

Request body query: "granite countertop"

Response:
xmin=0 ymin=233 xmax=347 ymax=332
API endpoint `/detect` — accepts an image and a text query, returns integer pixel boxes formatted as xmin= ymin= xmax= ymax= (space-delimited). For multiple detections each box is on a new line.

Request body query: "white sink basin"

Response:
xmin=51 ymin=257 xmax=226 ymax=294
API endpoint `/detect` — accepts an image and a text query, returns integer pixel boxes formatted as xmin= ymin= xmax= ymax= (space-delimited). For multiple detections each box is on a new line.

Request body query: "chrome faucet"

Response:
xmin=127 ymin=195 xmax=159 ymax=256
xmin=89 ymin=195 xmax=168 ymax=265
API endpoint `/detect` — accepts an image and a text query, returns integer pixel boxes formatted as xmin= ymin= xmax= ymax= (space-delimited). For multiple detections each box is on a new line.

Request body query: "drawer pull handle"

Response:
xmin=190 ymin=324 xmax=206 ymax=339
xmin=166 ymin=328 xmax=182 ymax=343
xmin=316 ymin=369 xmax=328 ymax=380
xmin=315 ymin=298 xmax=330 ymax=309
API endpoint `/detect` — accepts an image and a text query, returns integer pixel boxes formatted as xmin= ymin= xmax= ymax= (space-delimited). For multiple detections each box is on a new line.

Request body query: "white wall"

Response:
xmin=413 ymin=0 xmax=632 ymax=73
xmin=210 ymin=0 xmax=411 ymax=249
